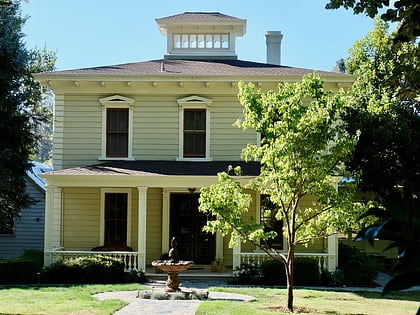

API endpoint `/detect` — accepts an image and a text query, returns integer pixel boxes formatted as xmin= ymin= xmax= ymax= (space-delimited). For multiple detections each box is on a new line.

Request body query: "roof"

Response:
xmin=156 ymin=12 xmax=241 ymax=21
xmin=47 ymin=160 xmax=260 ymax=177
xmin=36 ymin=59 xmax=349 ymax=79
xmin=26 ymin=161 xmax=52 ymax=190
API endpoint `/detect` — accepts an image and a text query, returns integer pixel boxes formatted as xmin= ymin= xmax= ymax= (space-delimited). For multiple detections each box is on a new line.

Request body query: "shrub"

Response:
xmin=40 ymin=255 xmax=131 ymax=284
xmin=260 ymin=257 xmax=320 ymax=286
xmin=229 ymin=262 xmax=261 ymax=285
xmin=0 ymin=259 xmax=39 ymax=284
xmin=338 ymin=243 xmax=378 ymax=285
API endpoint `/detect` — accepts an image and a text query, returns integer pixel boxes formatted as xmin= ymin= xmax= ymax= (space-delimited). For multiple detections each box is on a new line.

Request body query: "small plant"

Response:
xmin=331 ymin=269 xmax=345 ymax=286
xmin=338 ymin=243 xmax=378 ymax=285
xmin=229 ymin=262 xmax=261 ymax=285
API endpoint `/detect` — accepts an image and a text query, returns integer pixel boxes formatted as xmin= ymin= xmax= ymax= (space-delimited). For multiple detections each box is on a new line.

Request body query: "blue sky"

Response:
xmin=21 ymin=0 xmax=378 ymax=71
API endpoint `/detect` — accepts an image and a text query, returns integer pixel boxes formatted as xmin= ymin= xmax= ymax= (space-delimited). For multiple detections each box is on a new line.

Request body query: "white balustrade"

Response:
xmin=237 ymin=252 xmax=334 ymax=271
xmin=45 ymin=250 xmax=140 ymax=272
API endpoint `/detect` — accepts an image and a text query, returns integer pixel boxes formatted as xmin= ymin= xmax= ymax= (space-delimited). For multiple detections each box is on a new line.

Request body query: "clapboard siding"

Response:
xmin=57 ymin=92 xmax=257 ymax=168
xmin=0 ymin=178 xmax=45 ymax=259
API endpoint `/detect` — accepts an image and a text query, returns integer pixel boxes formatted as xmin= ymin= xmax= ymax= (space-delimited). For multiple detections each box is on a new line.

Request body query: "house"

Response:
xmin=35 ymin=12 xmax=353 ymax=273
xmin=0 ymin=161 xmax=52 ymax=259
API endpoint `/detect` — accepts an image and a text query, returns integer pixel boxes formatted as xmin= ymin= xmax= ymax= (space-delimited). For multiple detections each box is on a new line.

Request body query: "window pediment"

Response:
xmin=177 ymin=95 xmax=212 ymax=107
xmin=99 ymin=95 xmax=135 ymax=107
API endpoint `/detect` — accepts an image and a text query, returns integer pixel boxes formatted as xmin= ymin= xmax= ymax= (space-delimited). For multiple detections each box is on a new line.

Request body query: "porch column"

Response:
xmin=137 ymin=186 xmax=148 ymax=271
xmin=215 ymin=232 xmax=224 ymax=261
xmin=232 ymin=237 xmax=241 ymax=269
xmin=44 ymin=185 xmax=55 ymax=266
xmin=52 ymin=187 xmax=63 ymax=249
xmin=327 ymin=233 xmax=338 ymax=271
xmin=161 ymin=189 xmax=170 ymax=254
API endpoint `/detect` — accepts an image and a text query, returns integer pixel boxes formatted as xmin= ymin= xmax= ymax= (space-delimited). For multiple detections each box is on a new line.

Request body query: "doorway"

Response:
xmin=170 ymin=193 xmax=215 ymax=264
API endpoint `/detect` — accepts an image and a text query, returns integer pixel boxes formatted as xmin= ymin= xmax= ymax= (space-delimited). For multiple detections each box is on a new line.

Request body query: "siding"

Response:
xmin=58 ymin=93 xmax=257 ymax=169
xmin=0 ymin=178 xmax=45 ymax=259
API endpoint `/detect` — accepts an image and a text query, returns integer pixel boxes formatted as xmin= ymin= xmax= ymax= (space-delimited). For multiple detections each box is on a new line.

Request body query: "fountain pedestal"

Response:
xmin=152 ymin=260 xmax=194 ymax=292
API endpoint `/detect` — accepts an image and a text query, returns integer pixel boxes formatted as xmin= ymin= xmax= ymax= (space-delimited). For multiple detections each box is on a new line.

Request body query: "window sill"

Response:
xmin=98 ymin=156 xmax=135 ymax=161
xmin=176 ymin=157 xmax=213 ymax=162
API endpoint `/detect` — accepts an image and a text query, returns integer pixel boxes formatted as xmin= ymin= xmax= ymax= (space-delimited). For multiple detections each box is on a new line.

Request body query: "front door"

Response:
xmin=170 ymin=193 xmax=215 ymax=264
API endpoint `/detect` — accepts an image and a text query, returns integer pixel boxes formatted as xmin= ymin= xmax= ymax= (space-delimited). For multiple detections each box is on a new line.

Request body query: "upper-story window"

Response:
xmin=184 ymin=109 xmax=206 ymax=157
xmin=99 ymin=95 xmax=135 ymax=160
xmin=177 ymin=95 xmax=212 ymax=161
xmin=106 ymin=108 xmax=128 ymax=157
xmin=173 ymin=34 xmax=229 ymax=49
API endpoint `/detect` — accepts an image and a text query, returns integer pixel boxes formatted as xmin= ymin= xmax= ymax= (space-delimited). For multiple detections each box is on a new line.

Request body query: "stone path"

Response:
xmin=94 ymin=280 xmax=254 ymax=315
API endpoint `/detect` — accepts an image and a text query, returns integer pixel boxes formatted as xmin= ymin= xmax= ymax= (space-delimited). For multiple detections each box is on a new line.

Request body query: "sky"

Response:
xmin=21 ymin=0 xmax=379 ymax=72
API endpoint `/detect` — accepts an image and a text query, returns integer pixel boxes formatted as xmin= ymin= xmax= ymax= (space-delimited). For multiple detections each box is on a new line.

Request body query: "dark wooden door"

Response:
xmin=170 ymin=193 xmax=215 ymax=264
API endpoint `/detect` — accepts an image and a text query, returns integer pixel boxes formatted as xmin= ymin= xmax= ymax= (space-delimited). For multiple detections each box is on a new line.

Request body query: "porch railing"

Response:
xmin=44 ymin=250 xmax=141 ymax=272
xmin=236 ymin=252 xmax=335 ymax=271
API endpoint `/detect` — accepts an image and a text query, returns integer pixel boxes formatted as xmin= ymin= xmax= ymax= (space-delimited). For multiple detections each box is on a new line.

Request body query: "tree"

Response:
xmin=326 ymin=0 xmax=420 ymax=42
xmin=341 ymin=18 xmax=420 ymax=294
xmin=0 ymin=0 xmax=55 ymax=231
xmin=199 ymin=74 xmax=368 ymax=312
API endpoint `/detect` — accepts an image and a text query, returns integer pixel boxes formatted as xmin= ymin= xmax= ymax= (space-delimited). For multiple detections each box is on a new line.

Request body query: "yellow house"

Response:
xmin=35 ymin=12 xmax=353 ymax=273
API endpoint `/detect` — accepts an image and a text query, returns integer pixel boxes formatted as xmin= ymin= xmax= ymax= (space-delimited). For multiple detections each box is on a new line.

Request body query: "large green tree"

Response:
xmin=326 ymin=0 xmax=420 ymax=42
xmin=199 ymin=74 xmax=368 ymax=312
xmin=0 ymin=0 xmax=55 ymax=231
xmin=342 ymin=18 xmax=420 ymax=293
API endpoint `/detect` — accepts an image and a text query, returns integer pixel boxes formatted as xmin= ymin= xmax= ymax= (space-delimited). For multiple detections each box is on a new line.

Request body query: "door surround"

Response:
xmin=162 ymin=188 xmax=223 ymax=263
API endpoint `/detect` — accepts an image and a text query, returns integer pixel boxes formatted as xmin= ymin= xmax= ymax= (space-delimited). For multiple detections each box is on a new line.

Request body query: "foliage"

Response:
xmin=338 ymin=243 xmax=378 ymax=285
xmin=39 ymin=255 xmax=143 ymax=284
xmin=260 ymin=258 xmax=320 ymax=286
xmin=229 ymin=262 xmax=261 ymax=285
xmin=342 ymin=18 xmax=420 ymax=294
xmin=0 ymin=259 xmax=39 ymax=284
xmin=325 ymin=0 xmax=420 ymax=42
xmin=199 ymin=74 xmax=367 ymax=311
xmin=0 ymin=0 xmax=56 ymax=231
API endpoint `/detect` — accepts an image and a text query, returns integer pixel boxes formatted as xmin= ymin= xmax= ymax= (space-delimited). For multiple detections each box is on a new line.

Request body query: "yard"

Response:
xmin=0 ymin=284 xmax=419 ymax=314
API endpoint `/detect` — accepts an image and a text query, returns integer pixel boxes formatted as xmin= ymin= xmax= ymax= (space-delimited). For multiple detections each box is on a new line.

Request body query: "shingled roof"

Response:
xmin=38 ymin=59 xmax=347 ymax=78
xmin=47 ymin=160 xmax=260 ymax=177
xmin=156 ymin=12 xmax=241 ymax=21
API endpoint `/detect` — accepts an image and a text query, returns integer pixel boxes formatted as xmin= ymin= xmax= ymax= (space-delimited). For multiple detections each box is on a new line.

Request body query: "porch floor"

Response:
xmin=145 ymin=264 xmax=232 ymax=280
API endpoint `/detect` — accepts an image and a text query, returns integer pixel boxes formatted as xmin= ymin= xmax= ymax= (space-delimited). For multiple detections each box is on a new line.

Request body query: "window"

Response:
xmin=184 ymin=109 xmax=206 ymax=157
xmin=177 ymin=95 xmax=212 ymax=161
xmin=106 ymin=108 xmax=128 ymax=157
xmin=104 ymin=193 xmax=128 ymax=246
xmin=99 ymin=95 xmax=135 ymax=160
xmin=260 ymin=195 xmax=283 ymax=250
xmin=100 ymin=188 xmax=132 ymax=247
xmin=172 ymin=34 xmax=229 ymax=49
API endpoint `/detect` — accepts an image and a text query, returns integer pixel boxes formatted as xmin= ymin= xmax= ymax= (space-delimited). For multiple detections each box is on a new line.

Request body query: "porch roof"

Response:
xmin=47 ymin=160 xmax=260 ymax=177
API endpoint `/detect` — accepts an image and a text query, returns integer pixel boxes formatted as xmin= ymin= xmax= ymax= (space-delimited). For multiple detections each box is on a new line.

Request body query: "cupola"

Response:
xmin=155 ymin=12 xmax=246 ymax=60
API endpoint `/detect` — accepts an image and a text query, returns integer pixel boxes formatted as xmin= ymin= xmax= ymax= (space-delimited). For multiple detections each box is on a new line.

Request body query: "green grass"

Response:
xmin=0 ymin=284 xmax=418 ymax=314
xmin=197 ymin=287 xmax=420 ymax=315
xmin=0 ymin=283 xmax=144 ymax=315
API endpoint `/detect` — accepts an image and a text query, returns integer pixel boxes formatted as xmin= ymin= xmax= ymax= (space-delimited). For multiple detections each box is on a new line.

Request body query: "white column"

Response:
xmin=137 ymin=187 xmax=148 ymax=271
xmin=161 ymin=189 xmax=170 ymax=254
xmin=44 ymin=185 xmax=55 ymax=266
xmin=51 ymin=187 xmax=63 ymax=249
xmin=327 ymin=233 xmax=338 ymax=271
xmin=232 ymin=237 xmax=241 ymax=269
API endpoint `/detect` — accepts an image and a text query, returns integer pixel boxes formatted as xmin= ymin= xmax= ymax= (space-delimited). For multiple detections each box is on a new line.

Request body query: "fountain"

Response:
xmin=152 ymin=237 xmax=194 ymax=292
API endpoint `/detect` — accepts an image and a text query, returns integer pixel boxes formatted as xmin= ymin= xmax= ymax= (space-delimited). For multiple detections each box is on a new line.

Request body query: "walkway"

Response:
xmin=94 ymin=279 xmax=254 ymax=315
xmin=93 ymin=273 xmax=420 ymax=315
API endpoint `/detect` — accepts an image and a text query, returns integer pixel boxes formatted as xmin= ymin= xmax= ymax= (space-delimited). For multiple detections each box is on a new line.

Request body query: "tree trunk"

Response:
xmin=286 ymin=247 xmax=295 ymax=312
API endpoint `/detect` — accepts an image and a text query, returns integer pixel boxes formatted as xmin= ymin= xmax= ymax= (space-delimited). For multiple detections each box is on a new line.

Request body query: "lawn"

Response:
xmin=0 ymin=283 xmax=143 ymax=315
xmin=197 ymin=287 xmax=420 ymax=315
xmin=0 ymin=284 xmax=418 ymax=314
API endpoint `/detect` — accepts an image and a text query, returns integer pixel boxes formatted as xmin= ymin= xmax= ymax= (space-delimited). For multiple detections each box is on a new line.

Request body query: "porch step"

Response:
xmin=145 ymin=264 xmax=232 ymax=280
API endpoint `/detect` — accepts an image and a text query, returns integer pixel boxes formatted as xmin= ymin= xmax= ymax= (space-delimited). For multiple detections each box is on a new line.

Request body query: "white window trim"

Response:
xmin=99 ymin=95 xmax=135 ymax=161
xmin=177 ymin=95 xmax=212 ymax=161
xmin=100 ymin=188 xmax=132 ymax=247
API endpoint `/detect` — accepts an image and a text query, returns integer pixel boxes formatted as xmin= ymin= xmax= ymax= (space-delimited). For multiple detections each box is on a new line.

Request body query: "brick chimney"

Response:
xmin=265 ymin=31 xmax=283 ymax=65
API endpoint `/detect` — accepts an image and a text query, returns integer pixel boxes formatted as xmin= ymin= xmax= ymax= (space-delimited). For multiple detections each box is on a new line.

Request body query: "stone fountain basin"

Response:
xmin=152 ymin=260 xmax=194 ymax=272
